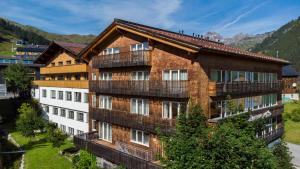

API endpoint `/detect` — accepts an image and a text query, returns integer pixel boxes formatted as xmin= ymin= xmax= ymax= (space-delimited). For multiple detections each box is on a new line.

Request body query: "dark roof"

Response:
xmin=34 ymin=41 xmax=86 ymax=64
xmin=79 ymin=18 xmax=289 ymax=64
xmin=16 ymin=45 xmax=48 ymax=53
xmin=282 ymin=65 xmax=298 ymax=77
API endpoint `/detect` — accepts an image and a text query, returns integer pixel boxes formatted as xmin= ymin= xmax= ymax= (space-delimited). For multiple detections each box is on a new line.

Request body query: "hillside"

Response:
xmin=252 ymin=17 xmax=300 ymax=72
xmin=0 ymin=17 xmax=95 ymax=56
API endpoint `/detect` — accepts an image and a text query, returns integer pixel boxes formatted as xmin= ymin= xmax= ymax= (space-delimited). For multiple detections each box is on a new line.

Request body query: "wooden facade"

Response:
xmin=74 ymin=19 xmax=288 ymax=169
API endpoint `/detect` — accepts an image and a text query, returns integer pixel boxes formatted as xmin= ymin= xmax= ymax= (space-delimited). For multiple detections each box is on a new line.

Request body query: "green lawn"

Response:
xmin=283 ymin=102 xmax=300 ymax=145
xmin=10 ymin=132 xmax=73 ymax=169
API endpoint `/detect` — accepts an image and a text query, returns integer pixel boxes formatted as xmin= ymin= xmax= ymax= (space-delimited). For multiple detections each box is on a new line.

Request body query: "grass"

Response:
xmin=283 ymin=102 xmax=300 ymax=145
xmin=10 ymin=131 xmax=73 ymax=169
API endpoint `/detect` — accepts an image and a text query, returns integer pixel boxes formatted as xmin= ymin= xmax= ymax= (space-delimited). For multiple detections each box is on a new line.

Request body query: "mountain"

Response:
xmin=0 ymin=17 xmax=95 ymax=56
xmin=203 ymin=32 xmax=272 ymax=50
xmin=252 ymin=16 xmax=300 ymax=72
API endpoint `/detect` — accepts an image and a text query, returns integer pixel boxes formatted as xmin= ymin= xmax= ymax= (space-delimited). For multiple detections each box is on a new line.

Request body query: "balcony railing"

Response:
xmin=90 ymin=107 xmax=175 ymax=134
xmin=92 ymin=50 xmax=151 ymax=68
xmin=260 ymin=127 xmax=284 ymax=143
xmin=208 ymin=104 xmax=284 ymax=123
xmin=90 ymin=80 xmax=189 ymax=98
xmin=209 ymin=81 xmax=282 ymax=97
xmin=33 ymin=80 xmax=88 ymax=89
xmin=40 ymin=64 xmax=88 ymax=74
xmin=74 ymin=132 xmax=160 ymax=169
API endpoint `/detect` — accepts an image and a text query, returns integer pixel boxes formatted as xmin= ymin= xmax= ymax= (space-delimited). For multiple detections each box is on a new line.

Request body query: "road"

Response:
xmin=287 ymin=143 xmax=300 ymax=168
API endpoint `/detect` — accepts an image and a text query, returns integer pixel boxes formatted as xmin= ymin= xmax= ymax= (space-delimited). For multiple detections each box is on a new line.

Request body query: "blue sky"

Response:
xmin=0 ymin=0 xmax=300 ymax=37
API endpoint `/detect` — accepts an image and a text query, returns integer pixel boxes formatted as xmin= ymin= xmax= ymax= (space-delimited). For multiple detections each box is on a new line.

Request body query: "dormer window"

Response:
xmin=58 ymin=61 xmax=63 ymax=66
xmin=66 ymin=60 xmax=72 ymax=65
xmin=51 ymin=62 xmax=55 ymax=67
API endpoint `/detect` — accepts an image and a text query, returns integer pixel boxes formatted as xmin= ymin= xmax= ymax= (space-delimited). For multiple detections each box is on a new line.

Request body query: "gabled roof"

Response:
xmin=282 ymin=65 xmax=298 ymax=77
xmin=34 ymin=41 xmax=86 ymax=64
xmin=79 ymin=18 xmax=289 ymax=65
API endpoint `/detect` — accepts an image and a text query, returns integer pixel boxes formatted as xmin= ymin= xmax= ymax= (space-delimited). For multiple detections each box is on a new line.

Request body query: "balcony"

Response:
xmin=74 ymin=132 xmax=160 ymax=169
xmin=261 ymin=127 xmax=284 ymax=144
xmin=208 ymin=104 xmax=284 ymax=123
xmin=90 ymin=80 xmax=189 ymax=98
xmin=209 ymin=81 xmax=282 ymax=97
xmin=33 ymin=80 xmax=88 ymax=89
xmin=90 ymin=107 xmax=175 ymax=134
xmin=40 ymin=64 xmax=88 ymax=74
xmin=92 ymin=50 xmax=151 ymax=68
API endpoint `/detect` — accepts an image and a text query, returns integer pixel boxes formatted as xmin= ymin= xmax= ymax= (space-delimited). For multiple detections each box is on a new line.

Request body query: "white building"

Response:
xmin=32 ymin=41 xmax=89 ymax=135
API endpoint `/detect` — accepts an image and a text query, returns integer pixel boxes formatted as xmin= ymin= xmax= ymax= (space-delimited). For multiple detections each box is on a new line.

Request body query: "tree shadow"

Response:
xmin=22 ymin=137 xmax=48 ymax=150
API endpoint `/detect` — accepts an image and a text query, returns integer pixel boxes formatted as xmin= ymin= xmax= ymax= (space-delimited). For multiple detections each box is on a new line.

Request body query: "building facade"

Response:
xmin=74 ymin=19 xmax=288 ymax=169
xmin=282 ymin=65 xmax=299 ymax=102
xmin=33 ymin=42 xmax=89 ymax=135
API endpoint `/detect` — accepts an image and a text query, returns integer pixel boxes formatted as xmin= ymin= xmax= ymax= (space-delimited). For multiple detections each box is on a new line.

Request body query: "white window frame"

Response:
xmin=58 ymin=91 xmax=63 ymax=100
xmin=162 ymin=70 xmax=188 ymax=80
xmin=100 ymin=72 xmax=112 ymax=80
xmin=130 ymin=42 xmax=149 ymax=51
xmin=92 ymin=120 xmax=97 ymax=131
xmin=130 ymin=129 xmax=149 ymax=147
xmin=77 ymin=112 xmax=84 ymax=122
xmin=99 ymin=95 xmax=112 ymax=110
xmin=162 ymin=101 xmax=184 ymax=119
xmin=74 ymin=92 xmax=82 ymax=102
xmin=92 ymin=95 xmax=97 ymax=107
xmin=42 ymin=89 xmax=47 ymax=98
xmin=130 ymin=98 xmax=149 ymax=116
xmin=131 ymin=71 xmax=149 ymax=80
xmin=83 ymin=93 xmax=88 ymax=103
xmin=92 ymin=73 xmax=97 ymax=80
xmin=66 ymin=91 xmax=72 ymax=101
xmin=100 ymin=122 xmax=112 ymax=142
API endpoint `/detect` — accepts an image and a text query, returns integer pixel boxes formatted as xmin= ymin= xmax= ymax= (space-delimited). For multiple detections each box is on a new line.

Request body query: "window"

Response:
xmin=66 ymin=60 xmax=72 ymax=65
xmin=66 ymin=75 xmax=72 ymax=80
xmin=50 ymin=90 xmax=56 ymax=99
xmin=58 ymin=91 xmax=63 ymax=100
xmin=130 ymin=42 xmax=149 ymax=51
xmin=100 ymin=72 xmax=112 ymax=80
xmin=58 ymin=61 xmax=63 ymax=66
xmin=57 ymin=75 xmax=64 ymax=80
xmin=92 ymin=95 xmax=97 ymax=107
xmin=102 ymin=47 xmax=120 ymax=55
xmin=77 ymin=112 xmax=84 ymax=122
xmin=100 ymin=122 xmax=112 ymax=142
xmin=42 ymin=89 xmax=47 ymax=98
xmin=131 ymin=71 xmax=149 ymax=80
xmin=68 ymin=127 xmax=74 ymax=135
xmin=66 ymin=91 xmax=72 ymax=101
xmin=77 ymin=130 xmax=84 ymax=135
xmin=68 ymin=111 xmax=74 ymax=119
xmin=51 ymin=62 xmax=55 ymax=67
xmin=53 ymin=107 xmax=58 ymax=115
xmin=83 ymin=93 xmax=88 ymax=103
xmin=92 ymin=120 xmax=97 ymax=131
xmin=99 ymin=95 xmax=112 ymax=110
xmin=130 ymin=98 xmax=149 ymax=116
xmin=162 ymin=102 xmax=186 ymax=119
xmin=60 ymin=125 xmax=66 ymax=132
xmin=75 ymin=92 xmax=81 ymax=102
xmin=75 ymin=74 xmax=80 ymax=80
xmin=60 ymin=109 xmax=66 ymax=117
xmin=131 ymin=129 xmax=149 ymax=146
xmin=44 ymin=105 xmax=49 ymax=113
xmin=163 ymin=70 xmax=188 ymax=80
xmin=92 ymin=73 xmax=97 ymax=80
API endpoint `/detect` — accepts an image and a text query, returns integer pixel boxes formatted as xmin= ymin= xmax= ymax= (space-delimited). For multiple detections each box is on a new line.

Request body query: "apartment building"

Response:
xmin=74 ymin=19 xmax=288 ymax=169
xmin=32 ymin=41 xmax=89 ymax=135
xmin=282 ymin=65 xmax=299 ymax=102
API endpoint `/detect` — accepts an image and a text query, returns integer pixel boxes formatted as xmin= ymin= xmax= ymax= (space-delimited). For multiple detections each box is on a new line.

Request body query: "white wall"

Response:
xmin=34 ymin=86 xmax=89 ymax=135
xmin=282 ymin=93 xmax=299 ymax=102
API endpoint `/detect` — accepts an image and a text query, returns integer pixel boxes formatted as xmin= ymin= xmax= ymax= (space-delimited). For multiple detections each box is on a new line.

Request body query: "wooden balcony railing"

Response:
xmin=209 ymin=81 xmax=282 ymax=97
xmin=33 ymin=80 xmax=88 ymax=88
xmin=40 ymin=64 xmax=88 ymax=74
xmin=90 ymin=107 xmax=175 ymax=134
xmin=92 ymin=50 xmax=151 ymax=68
xmin=74 ymin=132 xmax=160 ymax=169
xmin=116 ymin=141 xmax=155 ymax=161
xmin=260 ymin=127 xmax=284 ymax=143
xmin=90 ymin=80 xmax=189 ymax=98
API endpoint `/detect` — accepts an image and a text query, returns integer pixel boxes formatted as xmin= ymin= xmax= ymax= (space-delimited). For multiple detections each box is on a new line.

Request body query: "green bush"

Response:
xmin=290 ymin=108 xmax=300 ymax=122
xmin=283 ymin=113 xmax=291 ymax=121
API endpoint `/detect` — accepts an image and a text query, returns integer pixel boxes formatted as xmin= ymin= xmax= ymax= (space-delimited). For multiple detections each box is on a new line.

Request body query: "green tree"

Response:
xmin=46 ymin=123 xmax=67 ymax=152
xmin=272 ymin=142 xmax=295 ymax=169
xmin=72 ymin=150 xmax=98 ymax=169
xmin=16 ymin=102 xmax=44 ymax=141
xmin=2 ymin=64 xmax=32 ymax=98
xmin=160 ymin=102 xmax=294 ymax=169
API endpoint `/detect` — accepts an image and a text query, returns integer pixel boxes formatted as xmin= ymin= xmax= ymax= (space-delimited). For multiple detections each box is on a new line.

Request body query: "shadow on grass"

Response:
xmin=21 ymin=137 xmax=48 ymax=150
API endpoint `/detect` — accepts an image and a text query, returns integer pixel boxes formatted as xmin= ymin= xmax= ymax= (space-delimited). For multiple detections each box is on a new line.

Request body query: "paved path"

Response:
xmin=287 ymin=143 xmax=300 ymax=168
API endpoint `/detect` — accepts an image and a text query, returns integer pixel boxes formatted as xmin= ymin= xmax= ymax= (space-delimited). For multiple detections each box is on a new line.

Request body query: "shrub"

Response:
xmin=290 ymin=108 xmax=300 ymax=122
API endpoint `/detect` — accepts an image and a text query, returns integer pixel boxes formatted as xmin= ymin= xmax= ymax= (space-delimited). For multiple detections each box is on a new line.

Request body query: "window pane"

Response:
xmin=144 ymin=133 xmax=149 ymax=145
xmin=163 ymin=71 xmax=170 ymax=80
xmin=131 ymin=130 xmax=136 ymax=141
xmin=163 ymin=102 xmax=170 ymax=118
xmin=137 ymin=131 xmax=143 ymax=143
xmin=180 ymin=70 xmax=188 ymax=80
xmin=171 ymin=71 xmax=178 ymax=80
